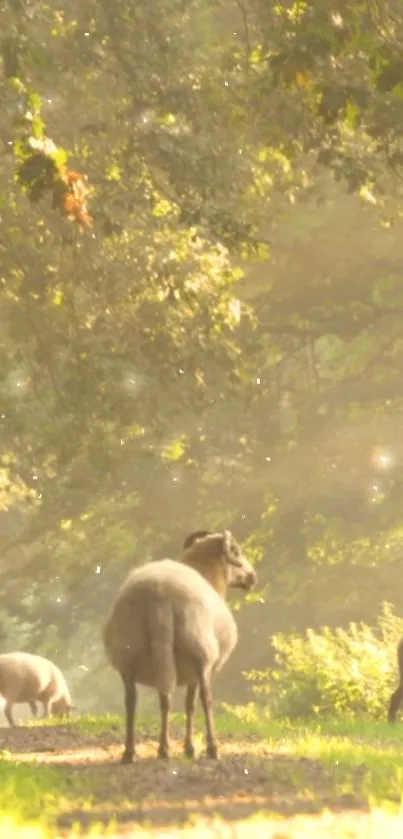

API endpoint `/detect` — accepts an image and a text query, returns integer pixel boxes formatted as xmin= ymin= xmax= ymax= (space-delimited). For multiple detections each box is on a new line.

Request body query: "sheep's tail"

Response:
xmin=148 ymin=598 xmax=177 ymax=695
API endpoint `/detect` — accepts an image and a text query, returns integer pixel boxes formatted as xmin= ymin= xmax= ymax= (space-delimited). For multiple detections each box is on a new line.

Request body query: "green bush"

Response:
xmin=245 ymin=602 xmax=403 ymax=720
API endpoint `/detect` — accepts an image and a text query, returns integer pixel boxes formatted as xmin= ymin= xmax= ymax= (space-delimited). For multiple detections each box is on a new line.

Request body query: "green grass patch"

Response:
xmin=0 ymin=758 xmax=66 ymax=828
xmin=220 ymin=704 xmax=403 ymax=806
xmin=0 ymin=753 xmax=111 ymax=837
xmin=67 ymin=711 xmax=122 ymax=735
xmin=23 ymin=711 xmax=123 ymax=734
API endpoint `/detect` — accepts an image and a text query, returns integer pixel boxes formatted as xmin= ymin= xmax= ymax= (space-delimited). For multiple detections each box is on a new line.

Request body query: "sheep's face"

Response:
xmin=181 ymin=529 xmax=256 ymax=595
xmin=222 ymin=530 xmax=257 ymax=591
xmin=52 ymin=696 xmax=72 ymax=718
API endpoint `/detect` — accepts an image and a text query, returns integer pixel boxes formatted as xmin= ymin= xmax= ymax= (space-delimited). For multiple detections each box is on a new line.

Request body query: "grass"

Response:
xmin=0 ymin=759 xmax=68 ymax=838
xmin=4 ymin=708 xmax=403 ymax=836
xmin=221 ymin=704 xmax=403 ymax=804
xmin=25 ymin=710 xmax=123 ymax=735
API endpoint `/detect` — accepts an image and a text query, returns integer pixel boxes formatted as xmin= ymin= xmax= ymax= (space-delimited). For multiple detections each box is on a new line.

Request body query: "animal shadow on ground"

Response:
xmin=0 ymin=724 xmax=370 ymax=831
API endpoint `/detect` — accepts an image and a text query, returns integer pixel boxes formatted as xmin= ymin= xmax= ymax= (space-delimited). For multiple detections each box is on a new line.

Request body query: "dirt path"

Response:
xmin=1 ymin=724 xmax=370 ymax=833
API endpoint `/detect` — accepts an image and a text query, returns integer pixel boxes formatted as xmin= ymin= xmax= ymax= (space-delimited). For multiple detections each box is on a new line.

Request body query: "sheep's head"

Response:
xmin=181 ymin=529 xmax=256 ymax=596
xmin=52 ymin=696 xmax=72 ymax=718
xmin=221 ymin=529 xmax=256 ymax=591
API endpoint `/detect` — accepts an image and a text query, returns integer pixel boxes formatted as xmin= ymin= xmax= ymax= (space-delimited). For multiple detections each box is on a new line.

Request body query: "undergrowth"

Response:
xmin=245 ymin=601 xmax=403 ymax=719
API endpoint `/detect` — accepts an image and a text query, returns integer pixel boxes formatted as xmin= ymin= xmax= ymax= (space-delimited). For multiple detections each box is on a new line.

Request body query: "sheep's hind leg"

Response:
xmin=184 ymin=683 xmax=199 ymax=758
xmin=29 ymin=701 xmax=38 ymax=719
xmin=198 ymin=669 xmax=218 ymax=759
xmin=388 ymin=684 xmax=403 ymax=723
xmin=121 ymin=665 xmax=137 ymax=764
xmin=4 ymin=702 xmax=16 ymax=727
xmin=158 ymin=693 xmax=171 ymax=759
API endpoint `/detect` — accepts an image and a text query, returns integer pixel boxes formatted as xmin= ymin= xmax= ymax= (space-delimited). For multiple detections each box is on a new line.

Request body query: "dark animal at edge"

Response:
xmin=388 ymin=637 xmax=403 ymax=723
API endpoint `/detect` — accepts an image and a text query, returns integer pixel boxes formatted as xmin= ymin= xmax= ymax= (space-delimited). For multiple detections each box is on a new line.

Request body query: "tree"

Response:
xmin=3 ymin=0 xmax=403 ymax=707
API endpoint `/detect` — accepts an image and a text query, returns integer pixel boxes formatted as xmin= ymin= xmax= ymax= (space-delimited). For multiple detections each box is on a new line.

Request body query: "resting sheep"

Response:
xmin=0 ymin=652 xmax=72 ymax=726
xmin=103 ymin=529 xmax=256 ymax=763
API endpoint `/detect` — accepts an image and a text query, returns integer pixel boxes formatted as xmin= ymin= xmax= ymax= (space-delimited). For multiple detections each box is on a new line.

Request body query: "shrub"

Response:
xmin=245 ymin=602 xmax=403 ymax=719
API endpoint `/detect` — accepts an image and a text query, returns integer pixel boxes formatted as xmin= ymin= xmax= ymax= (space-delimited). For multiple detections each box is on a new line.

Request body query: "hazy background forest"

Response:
xmin=2 ymin=0 xmax=403 ymax=718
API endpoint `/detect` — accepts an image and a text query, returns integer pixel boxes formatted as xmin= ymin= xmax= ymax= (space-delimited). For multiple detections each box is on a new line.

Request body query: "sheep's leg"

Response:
xmin=4 ymin=702 xmax=16 ymax=727
xmin=41 ymin=701 xmax=49 ymax=719
xmin=29 ymin=701 xmax=38 ymax=718
xmin=157 ymin=693 xmax=171 ymax=759
xmin=198 ymin=670 xmax=218 ymax=759
xmin=121 ymin=666 xmax=137 ymax=764
xmin=388 ymin=684 xmax=403 ymax=723
xmin=184 ymin=683 xmax=199 ymax=758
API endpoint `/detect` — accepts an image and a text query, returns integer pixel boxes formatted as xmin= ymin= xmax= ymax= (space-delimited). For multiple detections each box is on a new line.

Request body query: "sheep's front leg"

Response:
xmin=184 ymin=683 xmax=199 ymax=758
xmin=121 ymin=666 xmax=137 ymax=764
xmin=158 ymin=693 xmax=171 ymax=759
xmin=29 ymin=701 xmax=38 ymax=719
xmin=198 ymin=669 xmax=218 ymax=759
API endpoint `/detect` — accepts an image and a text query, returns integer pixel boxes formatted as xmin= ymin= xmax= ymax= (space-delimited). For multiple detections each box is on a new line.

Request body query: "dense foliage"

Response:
xmin=246 ymin=602 xmax=403 ymax=719
xmin=2 ymin=0 xmax=403 ymax=707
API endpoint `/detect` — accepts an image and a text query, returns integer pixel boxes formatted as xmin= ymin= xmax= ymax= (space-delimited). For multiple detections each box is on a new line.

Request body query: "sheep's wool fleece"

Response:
xmin=0 ymin=652 xmax=70 ymax=704
xmin=103 ymin=559 xmax=239 ymax=694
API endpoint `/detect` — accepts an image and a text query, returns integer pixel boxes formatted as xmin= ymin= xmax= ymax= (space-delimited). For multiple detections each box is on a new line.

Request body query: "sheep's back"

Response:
xmin=0 ymin=653 xmax=53 ymax=703
xmin=118 ymin=559 xmax=226 ymax=599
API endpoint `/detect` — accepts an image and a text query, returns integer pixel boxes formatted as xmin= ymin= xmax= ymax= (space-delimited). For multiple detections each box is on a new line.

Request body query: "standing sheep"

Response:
xmin=103 ymin=529 xmax=256 ymax=763
xmin=0 ymin=652 xmax=72 ymax=727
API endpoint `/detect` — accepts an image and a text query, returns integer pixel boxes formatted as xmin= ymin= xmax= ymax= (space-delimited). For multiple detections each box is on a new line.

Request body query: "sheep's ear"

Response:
xmin=183 ymin=530 xmax=211 ymax=550
xmin=223 ymin=531 xmax=244 ymax=567
xmin=223 ymin=529 xmax=232 ymax=554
